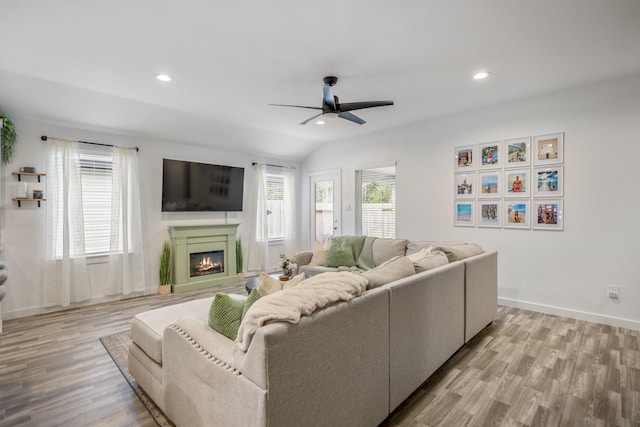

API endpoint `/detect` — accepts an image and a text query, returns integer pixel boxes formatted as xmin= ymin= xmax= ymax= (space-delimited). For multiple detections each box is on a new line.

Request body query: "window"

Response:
xmin=79 ymin=148 xmax=113 ymax=255
xmin=355 ymin=165 xmax=396 ymax=238
xmin=265 ymin=168 xmax=284 ymax=240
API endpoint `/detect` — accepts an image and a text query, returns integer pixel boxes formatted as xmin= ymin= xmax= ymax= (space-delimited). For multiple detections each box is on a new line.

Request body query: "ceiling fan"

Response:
xmin=269 ymin=76 xmax=394 ymax=125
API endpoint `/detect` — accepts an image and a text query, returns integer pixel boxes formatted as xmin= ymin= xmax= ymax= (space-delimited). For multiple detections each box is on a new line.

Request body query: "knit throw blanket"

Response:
xmin=235 ymin=271 xmax=368 ymax=351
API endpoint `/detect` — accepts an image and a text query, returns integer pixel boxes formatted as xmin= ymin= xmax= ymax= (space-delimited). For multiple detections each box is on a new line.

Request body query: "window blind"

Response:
xmin=355 ymin=166 xmax=396 ymax=238
xmin=79 ymin=149 xmax=113 ymax=255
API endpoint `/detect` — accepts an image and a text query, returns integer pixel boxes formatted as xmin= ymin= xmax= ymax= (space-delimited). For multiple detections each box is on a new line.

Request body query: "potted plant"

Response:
xmin=159 ymin=241 xmax=172 ymax=295
xmin=236 ymin=237 xmax=244 ymax=280
xmin=0 ymin=112 xmax=17 ymax=165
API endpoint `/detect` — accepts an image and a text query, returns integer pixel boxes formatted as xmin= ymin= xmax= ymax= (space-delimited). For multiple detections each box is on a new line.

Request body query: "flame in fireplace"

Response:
xmin=197 ymin=256 xmax=222 ymax=273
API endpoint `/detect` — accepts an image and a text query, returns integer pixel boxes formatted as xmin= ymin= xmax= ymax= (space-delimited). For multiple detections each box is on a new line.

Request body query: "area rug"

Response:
xmin=100 ymin=331 xmax=174 ymax=427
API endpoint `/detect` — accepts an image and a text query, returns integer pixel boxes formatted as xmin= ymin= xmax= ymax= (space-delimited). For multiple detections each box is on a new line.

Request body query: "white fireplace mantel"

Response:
xmin=168 ymin=223 xmax=240 ymax=293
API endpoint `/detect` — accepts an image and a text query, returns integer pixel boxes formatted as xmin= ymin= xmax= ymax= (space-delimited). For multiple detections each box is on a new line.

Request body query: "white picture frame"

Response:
xmin=454 ymin=200 xmax=475 ymax=227
xmin=533 ymin=132 xmax=564 ymax=165
xmin=478 ymin=141 xmax=501 ymax=170
xmin=454 ymin=145 xmax=476 ymax=171
xmin=533 ymin=199 xmax=564 ymax=230
xmin=534 ymin=166 xmax=563 ymax=197
xmin=478 ymin=171 xmax=501 ymax=198
xmin=504 ymin=200 xmax=530 ymax=229
xmin=454 ymin=172 xmax=475 ymax=198
xmin=504 ymin=168 xmax=531 ymax=198
xmin=477 ymin=199 xmax=501 ymax=228
xmin=505 ymin=137 xmax=531 ymax=167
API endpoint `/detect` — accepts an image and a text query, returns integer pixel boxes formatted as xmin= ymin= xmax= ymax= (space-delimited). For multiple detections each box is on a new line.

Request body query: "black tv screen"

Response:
xmin=162 ymin=159 xmax=244 ymax=212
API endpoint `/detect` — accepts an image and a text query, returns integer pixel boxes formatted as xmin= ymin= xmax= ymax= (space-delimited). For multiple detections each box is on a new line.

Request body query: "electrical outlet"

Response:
xmin=607 ymin=285 xmax=619 ymax=299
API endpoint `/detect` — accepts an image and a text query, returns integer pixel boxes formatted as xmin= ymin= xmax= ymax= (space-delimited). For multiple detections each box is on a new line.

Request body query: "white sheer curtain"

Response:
xmin=245 ymin=164 xmax=268 ymax=273
xmin=105 ymin=147 xmax=146 ymax=296
xmin=282 ymin=166 xmax=297 ymax=256
xmin=44 ymin=139 xmax=91 ymax=307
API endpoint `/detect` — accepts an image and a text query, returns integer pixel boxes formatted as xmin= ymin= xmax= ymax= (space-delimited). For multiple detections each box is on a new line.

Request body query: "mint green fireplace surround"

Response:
xmin=169 ymin=224 xmax=240 ymax=293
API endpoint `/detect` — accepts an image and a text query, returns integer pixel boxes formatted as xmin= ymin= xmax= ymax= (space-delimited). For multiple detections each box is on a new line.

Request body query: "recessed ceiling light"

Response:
xmin=473 ymin=71 xmax=490 ymax=80
xmin=316 ymin=119 xmax=326 ymax=125
xmin=156 ymin=74 xmax=172 ymax=82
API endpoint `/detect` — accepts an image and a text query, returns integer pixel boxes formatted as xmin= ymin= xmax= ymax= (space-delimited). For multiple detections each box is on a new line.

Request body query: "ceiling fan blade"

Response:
xmin=338 ymin=100 xmax=394 ymax=112
xmin=300 ymin=113 xmax=324 ymax=125
xmin=323 ymin=85 xmax=336 ymax=111
xmin=269 ymin=104 xmax=322 ymax=111
xmin=338 ymin=111 xmax=366 ymax=125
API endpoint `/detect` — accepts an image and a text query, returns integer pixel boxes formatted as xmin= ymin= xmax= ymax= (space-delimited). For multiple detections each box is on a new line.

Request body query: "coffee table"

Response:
xmin=244 ymin=272 xmax=311 ymax=294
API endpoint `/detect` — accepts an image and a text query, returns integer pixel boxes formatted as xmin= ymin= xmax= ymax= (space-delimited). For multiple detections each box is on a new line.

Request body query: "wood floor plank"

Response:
xmin=2 ymin=288 xmax=640 ymax=426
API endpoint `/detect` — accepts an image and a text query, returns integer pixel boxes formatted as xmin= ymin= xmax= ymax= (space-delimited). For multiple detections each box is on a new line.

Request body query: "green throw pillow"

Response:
xmin=208 ymin=293 xmax=245 ymax=340
xmin=325 ymin=239 xmax=356 ymax=268
xmin=242 ymin=288 xmax=262 ymax=319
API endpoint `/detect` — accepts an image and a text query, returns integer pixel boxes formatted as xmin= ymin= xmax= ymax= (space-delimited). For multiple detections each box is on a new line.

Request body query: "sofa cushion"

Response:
xmin=208 ymin=293 xmax=246 ymax=340
xmin=406 ymin=246 xmax=433 ymax=262
xmin=325 ymin=239 xmax=356 ymax=267
xmin=436 ymin=243 xmax=483 ymax=262
xmin=258 ymin=272 xmax=305 ymax=295
xmin=356 ymin=236 xmax=377 ymax=270
xmin=361 ymin=256 xmax=415 ymax=290
xmin=372 ymin=238 xmax=408 ymax=266
xmin=406 ymin=240 xmax=466 ymax=256
xmin=412 ymin=250 xmax=449 ymax=273
xmin=309 ymin=240 xmax=331 ymax=266
xmin=242 ymin=288 xmax=262 ymax=319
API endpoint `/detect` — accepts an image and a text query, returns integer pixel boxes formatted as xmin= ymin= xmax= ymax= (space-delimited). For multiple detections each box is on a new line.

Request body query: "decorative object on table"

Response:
xmin=0 ymin=112 xmax=17 ymax=165
xmin=158 ymin=241 xmax=172 ymax=295
xmin=236 ymin=237 xmax=244 ymax=280
xmin=278 ymin=254 xmax=297 ymax=280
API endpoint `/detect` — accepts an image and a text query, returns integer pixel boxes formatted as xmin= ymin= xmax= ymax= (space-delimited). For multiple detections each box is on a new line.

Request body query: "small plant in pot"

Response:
xmin=159 ymin=241 xmax=172 ymax=295
xmin=1 ymin=112 xmax=18 ymax=165
xmin=236 ymin=237 xmax=244 ymax=280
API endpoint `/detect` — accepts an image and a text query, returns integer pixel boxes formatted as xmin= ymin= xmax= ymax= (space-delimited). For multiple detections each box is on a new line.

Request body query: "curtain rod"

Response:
xmin=252 ymin=162 xmax=295 ymax=169
xmin=41 ymin=135 xmax=139 ymax=152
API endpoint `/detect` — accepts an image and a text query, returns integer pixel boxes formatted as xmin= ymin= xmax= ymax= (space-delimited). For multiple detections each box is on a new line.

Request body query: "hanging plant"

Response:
xmin=0 ymin=112 xmax=17 ymax=165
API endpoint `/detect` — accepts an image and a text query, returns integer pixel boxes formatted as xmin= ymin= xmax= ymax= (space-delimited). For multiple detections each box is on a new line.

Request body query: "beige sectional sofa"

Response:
xmin=128 ymin=237 xmax=497 ymax=427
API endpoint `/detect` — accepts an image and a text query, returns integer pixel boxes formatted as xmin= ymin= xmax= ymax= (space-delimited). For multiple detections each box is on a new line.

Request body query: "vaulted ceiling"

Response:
xmin=2 ymin=1 xmax=640 ymax=160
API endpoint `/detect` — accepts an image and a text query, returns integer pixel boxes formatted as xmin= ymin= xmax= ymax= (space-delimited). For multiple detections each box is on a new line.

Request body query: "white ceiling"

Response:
xmin=2 ymin=0 xmax=640 ymax=160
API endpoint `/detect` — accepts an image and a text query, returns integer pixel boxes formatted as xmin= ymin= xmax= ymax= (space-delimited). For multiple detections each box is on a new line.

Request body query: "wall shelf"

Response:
xmin=12 ymin=172 xmax=46 ymax=182
xmin=12 ymin=198 xmax=46 ymax=208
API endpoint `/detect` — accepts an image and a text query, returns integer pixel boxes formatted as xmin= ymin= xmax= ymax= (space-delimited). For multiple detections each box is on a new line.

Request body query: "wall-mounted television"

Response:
xmin=162 ymin=159 xmax=244 ymax=212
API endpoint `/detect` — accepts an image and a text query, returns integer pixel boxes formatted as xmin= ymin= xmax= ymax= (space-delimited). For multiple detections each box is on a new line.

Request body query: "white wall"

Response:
xmin=301 ymin=73 xmax=640 ymax=330
xmin=0 ymin=120 xmax=299 ymax=319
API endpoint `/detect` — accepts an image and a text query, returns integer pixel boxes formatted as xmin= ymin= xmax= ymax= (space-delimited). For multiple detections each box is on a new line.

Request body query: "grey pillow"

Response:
xmin=371 ymin=238 xmax=408 ymax=266
xmin=361 ymin=256 xmax=415 ymax=290
xmin=436 ymin=243 xmax=483 ymax=262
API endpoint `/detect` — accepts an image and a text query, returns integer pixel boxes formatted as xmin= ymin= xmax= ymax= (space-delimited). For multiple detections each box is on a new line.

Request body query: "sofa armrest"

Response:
xmin=294 ymin=250 xmax=313 ymax=267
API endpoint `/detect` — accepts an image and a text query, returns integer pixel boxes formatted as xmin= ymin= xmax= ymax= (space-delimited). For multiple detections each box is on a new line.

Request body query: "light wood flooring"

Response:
xmin=1 ymin=285 xmax=639 ymax=426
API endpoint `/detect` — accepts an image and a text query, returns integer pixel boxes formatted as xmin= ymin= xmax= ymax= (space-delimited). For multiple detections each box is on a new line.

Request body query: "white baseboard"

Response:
xmin=499 ymin=297 xmax=640 ymax=331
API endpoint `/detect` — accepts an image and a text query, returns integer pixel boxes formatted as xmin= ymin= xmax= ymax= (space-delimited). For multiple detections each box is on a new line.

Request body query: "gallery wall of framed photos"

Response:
xmin=454 ymin=132 xmax=564 ymax=231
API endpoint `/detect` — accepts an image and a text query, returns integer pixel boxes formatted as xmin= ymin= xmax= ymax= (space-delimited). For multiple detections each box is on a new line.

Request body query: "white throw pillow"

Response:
xmin=309 ymin=239 xmax=331 ymax=266
xmin=406 ymin=246 xmax=434 ymax=262
xmin=258 ymin=272 xmax=305 ymax=295
xmin=413 ymin=250 xmax=449 ymax=273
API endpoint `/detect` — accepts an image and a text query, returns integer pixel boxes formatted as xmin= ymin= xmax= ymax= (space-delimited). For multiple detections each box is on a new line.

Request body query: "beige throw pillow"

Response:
xmin=406 ymin=246 xmax=434 ymax=262
xmin=436 ymin=243 xmax=483 ymax=262
xmin=413 ymin=250 xmax=449 ymax=273
xmin=361 ymin=256 xmax=415 ymax=290
xmin=258 ymin=272 xmax=305 ymax=295
xmin=309 ymin=239 xmax=331 ymax=266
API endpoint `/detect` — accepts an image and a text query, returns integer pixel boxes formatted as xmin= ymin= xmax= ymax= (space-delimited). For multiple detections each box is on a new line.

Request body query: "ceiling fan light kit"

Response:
xmin=270 ymin=76 xmax=394 ymax=125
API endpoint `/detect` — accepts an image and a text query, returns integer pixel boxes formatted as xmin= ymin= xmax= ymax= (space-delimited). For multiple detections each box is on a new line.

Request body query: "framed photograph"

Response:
xmin=454 ymin=201 xmax=475 ymax=227
xmin=478 ymin=141 xmax=501 ymax=170
xmin=478 ymin=200 xmax=501 ymax=228
xmin=454 ymin=172 xmax=475 ymax=198
xmin=533 ymin=199 xmax=564 ymax=230
xmin=504 ymin=168 xmax=530 ymax=198
xmin=505 ymin=137 xmax=531 ymax=167
xmin=534 ymin=166 xmax=563 ymax=197
xmin=455 ymin=145 xmax=475 ymax=171
xmin=504 ymin=200 xmax=530 ymax=229
xmin=533 ymin=132 xmax=563 ymax=165
xmin=478 ymin=171 xmax=500 ymax=198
